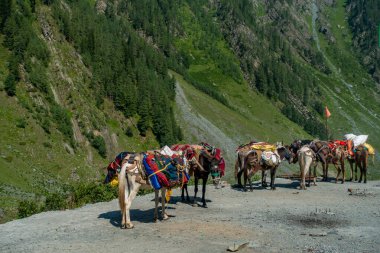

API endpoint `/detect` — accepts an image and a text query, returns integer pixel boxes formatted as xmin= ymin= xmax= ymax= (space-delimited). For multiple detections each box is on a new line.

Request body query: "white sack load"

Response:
xmin=344 ymin=133 xmax=356 ymax=140
xmin=160 ymin=145 xmax=174 ymax=156
xmin=344 ymin=134 xmax=368 ymax=147
xmin=353 ymin=135 xmax=368 ymax=147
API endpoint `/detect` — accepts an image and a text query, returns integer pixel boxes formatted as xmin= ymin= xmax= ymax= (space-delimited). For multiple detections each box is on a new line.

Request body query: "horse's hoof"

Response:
xmin=201 ymin=203 xmax=208 ymax=208
xmin=126 ymin=223 xmax=134 ymax=229
xmin=153 ymin=218 xmax=158 ymax=223
xmin=364 ymin=181 xmax=367 ymax=184
xmin=271 ymin=187 xmax=276 ymax=190
xmin=162 ymin=215 xmax=169 ymax=221
xmin=262 ymin=183 xmax=268 ymax=188
xmin=341 ymin=181 xmax=345 ymax=184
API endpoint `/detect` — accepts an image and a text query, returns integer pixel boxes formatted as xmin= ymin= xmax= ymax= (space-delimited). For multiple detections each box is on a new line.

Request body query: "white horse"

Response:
xmin=118 ymin=153 xmax=168 ymax=229
xmin=297 ymin=146 xmax=316 ymax=190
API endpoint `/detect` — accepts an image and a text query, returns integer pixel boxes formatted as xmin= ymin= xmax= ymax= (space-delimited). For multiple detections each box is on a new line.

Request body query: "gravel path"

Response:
xmin=1 ymin=179 xmax=380 ymax=253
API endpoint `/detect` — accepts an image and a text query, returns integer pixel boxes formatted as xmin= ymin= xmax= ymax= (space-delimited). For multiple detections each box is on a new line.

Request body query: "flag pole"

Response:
xmin=324 ymin=106 xmax=330 ymax=140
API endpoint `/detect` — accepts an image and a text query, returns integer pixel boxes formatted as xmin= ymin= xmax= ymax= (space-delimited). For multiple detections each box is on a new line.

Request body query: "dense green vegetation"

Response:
xmin=346 ymin=0 xmax=380 ymax=82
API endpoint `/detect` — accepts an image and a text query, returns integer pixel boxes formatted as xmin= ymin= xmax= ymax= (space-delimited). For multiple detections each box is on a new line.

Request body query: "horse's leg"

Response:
xmin=124 ymin=182 xmax=140 ymax=229
xmin=323 ymin=161 xmax=329 ymax=181
xmin=121 ymin=203 xmax=126 ymax=229
xmin=184 ymin=183 xmax=190 ymax=202
xmin=181 ymin=184 xmax=185 ymax=202
xmin=181 ymin=183 xmax=190 ymax=202
xmin=237 ymin=167 xmax=244 ymax=187
xmin=248 ymin=169 xmax=254 ymax=191
xmin=235 ymin=159 xmax=242 ymax=187
xmin=335 ymin=164 xmax=341 ymax=184
xmin=348 ymin=160 xmax=354 ymax=181
xmin=201 ymin=176 xmax=207 ymax=208
xmin=193 ymin=176 xmax=199 ymax=204
xmin=270 ymin=167 xmax=277 ymax=190
xmin=262 ymin=170 xmax=268 ymax=188
xmin=161 ymin=188 xmax=169 ymax=220
xmin=354 ymin=160 xmax=358 ymax=181
xmin=363 ymin=158 xmax=367 ymax=184
xmin=341 ymin=158 xmax=345 ymax=184
xmin=243 ymin=168 xmax=248 ymax=192
xmin=154 ymin=190 xmax=159 ymax=222
xmin=313 ymin=163 xmax=317 ymax=186
xmin=300 ymin=156 xmax=306 ymax=190
xmin=358 ymin=160 xmax=363 ymax=183
xmin=307 ymin=159 xmax=312 ymax=187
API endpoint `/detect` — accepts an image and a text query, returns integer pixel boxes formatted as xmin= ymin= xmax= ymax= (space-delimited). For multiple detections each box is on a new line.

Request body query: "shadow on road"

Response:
xmin=98 ymin=206 xmax=176 ymax=227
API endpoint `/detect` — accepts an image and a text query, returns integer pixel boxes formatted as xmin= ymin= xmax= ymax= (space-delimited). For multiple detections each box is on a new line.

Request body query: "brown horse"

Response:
xmin=234 ymin=141 xmax=268 ymax=188
xmin=236 ymin=145 xmax=292 ymax=191
xmin=355 ymin=145 xmax=369 ymax=183
xmin=329 ymin=144 xmax=347 ymax=183
xmin=308 ymin=141 xmax=332 ymax=181
xmin=171 ymin=144 xmax=224 ymax=207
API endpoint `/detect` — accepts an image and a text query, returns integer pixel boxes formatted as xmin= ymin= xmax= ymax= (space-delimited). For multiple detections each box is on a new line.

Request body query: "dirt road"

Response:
xmin=1 ymin=179 xmax=380 ymax=253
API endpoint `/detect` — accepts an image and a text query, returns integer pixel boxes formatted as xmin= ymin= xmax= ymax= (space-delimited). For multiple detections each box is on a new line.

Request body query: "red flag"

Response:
xmin=325 ymin=106 xmax=331 ymax=118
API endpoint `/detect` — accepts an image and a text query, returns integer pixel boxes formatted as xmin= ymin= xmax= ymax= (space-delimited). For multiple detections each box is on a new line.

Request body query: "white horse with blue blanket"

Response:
xmin=118 ymin=153 xmax=168 ymax=229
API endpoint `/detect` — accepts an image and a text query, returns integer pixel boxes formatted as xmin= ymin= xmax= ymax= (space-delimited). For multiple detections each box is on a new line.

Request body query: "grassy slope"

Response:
xmin=0 ymin=6 xmax=160 ymax=222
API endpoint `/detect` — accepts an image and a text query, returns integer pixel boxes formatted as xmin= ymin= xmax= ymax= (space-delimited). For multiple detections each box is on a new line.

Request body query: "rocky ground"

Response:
xmin=1 ymin=178 xmax=380 ymax=253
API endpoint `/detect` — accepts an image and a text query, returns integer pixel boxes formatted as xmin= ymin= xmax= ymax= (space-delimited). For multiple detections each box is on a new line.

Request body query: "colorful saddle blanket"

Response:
xmin=143 ymin=153 xmax=190 ymax=190
xmin=104 ymin=151 xmax=132 ymax=184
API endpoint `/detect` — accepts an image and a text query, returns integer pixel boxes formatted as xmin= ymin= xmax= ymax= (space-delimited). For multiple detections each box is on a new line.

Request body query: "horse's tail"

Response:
xmin=118 ymin=162 xmax=129 ymax=211
xmin=235 ymin=151 xmax=244 ymax=180
xmin=298 ymin=151 xmax=305 ymax=174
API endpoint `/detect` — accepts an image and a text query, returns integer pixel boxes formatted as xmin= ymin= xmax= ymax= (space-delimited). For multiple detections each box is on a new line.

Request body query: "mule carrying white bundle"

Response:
xmin=344 ymin=134 xmax=368 ymax=147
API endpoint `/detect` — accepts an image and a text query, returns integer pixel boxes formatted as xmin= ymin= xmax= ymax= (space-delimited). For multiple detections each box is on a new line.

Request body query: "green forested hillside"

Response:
xmin=0 ymin=0 xmax=379 ymax=222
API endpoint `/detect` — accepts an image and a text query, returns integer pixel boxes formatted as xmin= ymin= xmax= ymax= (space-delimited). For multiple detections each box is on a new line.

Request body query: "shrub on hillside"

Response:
xmin=73 ymin=182 xmax=117 ymax=207
xmin=15 ymin=118 xmax=27 ymax=128
xmin=18 ymin=200 xmax=41 ymax=218
xmin=44 ymin=192 xmax=67 ymax=211
xmin=86 ymin=132 xmax=107 ymax=158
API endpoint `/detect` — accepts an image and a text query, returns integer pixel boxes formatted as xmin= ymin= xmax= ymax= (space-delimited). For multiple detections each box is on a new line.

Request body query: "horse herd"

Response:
xmin=106 ymin=140 xmax=373 ymax=229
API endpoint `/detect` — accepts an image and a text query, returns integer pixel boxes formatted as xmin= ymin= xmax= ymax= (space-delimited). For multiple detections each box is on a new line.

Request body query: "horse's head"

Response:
xmin=289 ymin=140 xmax=302 ymax=163
xmin=199 ymin=148 xmax=224 ymax=187
xmin=277 ymin=145 xmax=293 ymax=164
